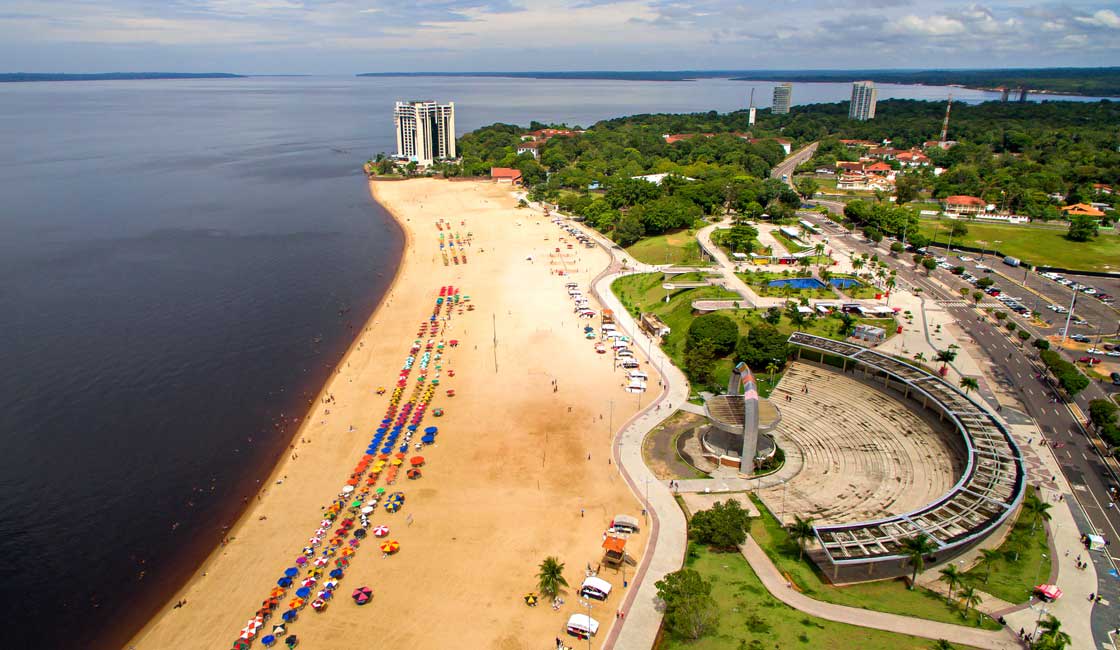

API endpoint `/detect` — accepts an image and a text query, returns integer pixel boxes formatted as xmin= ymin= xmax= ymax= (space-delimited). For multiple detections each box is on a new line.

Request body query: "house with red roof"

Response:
xmin=490 ymin=167 xmax=523 ymax=185
xmin=942 ymin=195 xmax=987 ymax=215
xmin=1092 ymin=183 xmax=1113 ymax=195
xmin=1061 ymin=203 xmax=1105 ymax=217
xmin=516 ymin=140 xmax=541 ymax=158
xmin=896 ymin=150 xmax=931 ymax=167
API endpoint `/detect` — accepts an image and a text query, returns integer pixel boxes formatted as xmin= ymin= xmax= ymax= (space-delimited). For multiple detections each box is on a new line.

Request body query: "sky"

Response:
xmin=1 ymin=0 xmax=1118 ymax=73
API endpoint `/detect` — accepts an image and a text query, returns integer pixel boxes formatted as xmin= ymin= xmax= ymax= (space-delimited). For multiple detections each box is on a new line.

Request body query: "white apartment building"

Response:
xmin=394 ymin=100 xmax=456 ymax=166
xmin=849 ymin=81 xmax=878 ymax=121
xmin=772 ymin=83 xmax=792 ymax=114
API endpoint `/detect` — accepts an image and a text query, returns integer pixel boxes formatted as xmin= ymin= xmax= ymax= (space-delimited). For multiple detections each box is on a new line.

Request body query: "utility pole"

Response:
xmin=1060 ymin=290 xmax=1076 ymax=346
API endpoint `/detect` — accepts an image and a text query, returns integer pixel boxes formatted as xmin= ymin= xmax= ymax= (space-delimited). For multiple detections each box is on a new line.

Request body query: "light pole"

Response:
xmin=1030 ymin=603 xmax=1050 ymax=643
xmin=1034 ymin=552 xmax=1048 ymax=587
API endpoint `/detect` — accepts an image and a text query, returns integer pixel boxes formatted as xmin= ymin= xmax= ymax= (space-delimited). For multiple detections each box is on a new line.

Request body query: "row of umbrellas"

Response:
xmin=231 ymin=287 xmax=461 ymax=649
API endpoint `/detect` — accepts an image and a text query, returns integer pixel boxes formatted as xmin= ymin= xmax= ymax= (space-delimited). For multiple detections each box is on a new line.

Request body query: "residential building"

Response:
xmin=867 ymin=147 xmax=900 ymax=160
xmin=1092 ymin=183 xmax=1113 ymax=195
xmin=942 ymin=195 xmax=987 ymax=215
xmin=839 ymin=139 xmax=877 ymax=148
xmin=849 ymin=81 xmax=878 ymax=121
xmin=896 ymin=150 xmax=931 ymax=167
xmin=772 ymin=83 xmax=793 ymax=114
xmin=490 ymin=167 xmax=523 ymax=185
xmin=864 ymin=161 xmax=893 ymax=175
xmin=516 ymin=140 xmax=541 ymax=158
xmin=923 ymin=140 xmax=957 ymax=150
xmin=527 ymin=128 xmax=580 ymax=141
xmin=1060 ymin=203 xmax=1105 ymax=217
xmin=631 ymin=173 xmax=695 ymax=186
xmin=394 ymin=100 xmax=456 ymax=166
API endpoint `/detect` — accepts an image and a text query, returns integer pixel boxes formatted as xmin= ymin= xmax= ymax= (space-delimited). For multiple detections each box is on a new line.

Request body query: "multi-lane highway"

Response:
xmin=771 ymin=141 xmax=818 ymax=186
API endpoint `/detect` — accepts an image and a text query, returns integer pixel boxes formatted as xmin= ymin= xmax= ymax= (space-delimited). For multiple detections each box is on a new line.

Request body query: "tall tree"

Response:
xmin=978 ymin=548 xmax=1000 ymax=583
xmin=958 ymin=585 xmax=982 ymax=618
xmin=938 ymin=564 xmax=961 ymax=605
xmin=900 ymin=534 xmax=937 ymax=589
xmin=788 ymin=515 xmax=816 ymax=561
xmin=1024 ymin=493 xmax=1053 ymax=533
xmin=959 ymin=377 xmax=979 ymax=394
xmin=536 ymin=556 xmax=568 ymax=598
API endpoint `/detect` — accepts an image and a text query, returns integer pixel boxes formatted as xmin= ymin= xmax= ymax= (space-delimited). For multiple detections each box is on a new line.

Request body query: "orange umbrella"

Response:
xmin=410 ymin=456 xmax=425 ymax=467
xmin=270 ymin=587 xmax=286 ymax=598
xmin=289 ymin=597 xmax=305 ymax=609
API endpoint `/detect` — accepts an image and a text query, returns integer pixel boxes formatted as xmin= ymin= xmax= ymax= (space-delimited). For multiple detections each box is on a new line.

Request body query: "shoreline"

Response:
xmin=128 ymin=176 xmax=646 ymax=650
xmin=123 ymin=182 xmax=412 ymax=650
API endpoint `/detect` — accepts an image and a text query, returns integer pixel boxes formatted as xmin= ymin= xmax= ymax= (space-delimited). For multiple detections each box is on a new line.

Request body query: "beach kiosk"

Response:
xmin=602 ymin=535 xmax=627 ymax=567
xmin=566 ymin=613 xmax=600 ymax=639
xmin=579 ymin=576 xmax=613 ymax=601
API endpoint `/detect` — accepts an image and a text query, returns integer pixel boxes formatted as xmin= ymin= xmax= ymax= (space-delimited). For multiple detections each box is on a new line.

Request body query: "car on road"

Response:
xmin=1107 ymin=350 xmax=1120 ymax=358
xmin=1081 ymin=287 xmax=1097 ymax=294
xmin=1072 ymin=318 xmax=1089 ymax=326
xmin=1072 ymin=335 xmax=1092 ymax=343
xmin=1078 ymin=357 xmax=1101 ymax=365
xmin=1086 ymin=348 xmax=1103 ymax=355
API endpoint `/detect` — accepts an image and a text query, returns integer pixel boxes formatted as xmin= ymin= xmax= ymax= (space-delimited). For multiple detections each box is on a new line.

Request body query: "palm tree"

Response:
xmin=788 ymin=515 xmax=816 ymax=561
xmin=852 ymin=257 xmax=865 ymax=273
xmin=913 ymin=352 xmax=927 ymax=363
xmin=935 ymin=348 xmax=958 ymax=372
xmin=1024 ymin=494 xmax=1053 ymax=533
xmin=765 ymin=361 xmax=780 ymax=385
xmin=958 ymin=584 xmax=982 ymax=618
xmin=1037 ymin=615 xmax=1071 ymax=650
xmin=900 ymin=534 xmax=937 ymax=589
xmin=536 ymin=556 xmax=568 ymax=598
xmin=959 ymin=377 xmax=979 ymax=394
xmin=938 ymin=564 xmax=962 ymax=605
xmin=978 ymin=548 xmax=1000 ymax=583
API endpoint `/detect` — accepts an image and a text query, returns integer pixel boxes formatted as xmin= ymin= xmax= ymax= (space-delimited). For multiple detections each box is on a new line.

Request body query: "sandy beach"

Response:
xmin=128 ymin=178 xmax=648 ymax=650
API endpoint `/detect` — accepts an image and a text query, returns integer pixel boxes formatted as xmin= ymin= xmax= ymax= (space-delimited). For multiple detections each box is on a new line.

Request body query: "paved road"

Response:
xmin=771 ymin=142 xmax=818 ymax=187
xmin=802 ymin=211 xmax=1120 ymax=646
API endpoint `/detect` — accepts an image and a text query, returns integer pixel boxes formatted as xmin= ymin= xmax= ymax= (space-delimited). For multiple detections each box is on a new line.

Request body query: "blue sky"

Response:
xmin=1 ymin=0 xmax=1118 ymax=73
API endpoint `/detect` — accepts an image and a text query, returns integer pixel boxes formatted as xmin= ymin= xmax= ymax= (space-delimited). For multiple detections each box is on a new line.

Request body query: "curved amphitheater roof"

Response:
xmin=787 ymin=333 xmax=1026 ymax=565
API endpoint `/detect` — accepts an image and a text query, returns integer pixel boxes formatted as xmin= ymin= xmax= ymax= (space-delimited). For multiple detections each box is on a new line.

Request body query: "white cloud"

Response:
xmin=892 ymin=14 xmax=965 ymax=35
xmin=1074 ymin=9 xmax=1120 ymax=29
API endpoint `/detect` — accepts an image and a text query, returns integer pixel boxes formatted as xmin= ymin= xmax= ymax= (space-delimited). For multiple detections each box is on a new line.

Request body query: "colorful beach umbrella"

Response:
xmin=372 ymin=525 xmax=390 ymax=537
xmin=352 ymin=586 xmax=373 ymax=605
xmin=285 ymin=635 xmax=299 ymax=648
xmin=281 ymin=610 xmax=297 ymax=622
xmin=284 ymin=567 xmax=299 ymax=578
xmin=380 ymin=540 xmax=400 ymax=554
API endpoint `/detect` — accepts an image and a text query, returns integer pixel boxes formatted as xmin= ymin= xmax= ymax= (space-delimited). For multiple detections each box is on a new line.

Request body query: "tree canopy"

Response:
xmin=736 ymin=323 xmax=790 ymax=371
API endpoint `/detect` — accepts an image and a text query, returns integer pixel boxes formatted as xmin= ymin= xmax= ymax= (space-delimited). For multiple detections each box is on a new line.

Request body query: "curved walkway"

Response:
xmin=549 ymin=207 xmax=1026 ymax=650
xmin=740 ymin=537 xmax=1023 ymax=650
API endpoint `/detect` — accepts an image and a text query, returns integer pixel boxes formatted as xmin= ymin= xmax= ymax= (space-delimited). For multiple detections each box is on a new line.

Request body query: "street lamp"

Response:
xmin=1034 ymin=552 xmax=1048 ymax=587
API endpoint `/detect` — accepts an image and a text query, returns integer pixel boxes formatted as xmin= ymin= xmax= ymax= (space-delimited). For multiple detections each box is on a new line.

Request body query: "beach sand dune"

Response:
xmin=129 ymin=179 xmax=647 ymax=650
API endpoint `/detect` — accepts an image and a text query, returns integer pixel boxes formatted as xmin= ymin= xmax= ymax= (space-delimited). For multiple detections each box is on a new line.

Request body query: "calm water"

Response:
xmin=0 ymin=75 xmax=1106 ymax=650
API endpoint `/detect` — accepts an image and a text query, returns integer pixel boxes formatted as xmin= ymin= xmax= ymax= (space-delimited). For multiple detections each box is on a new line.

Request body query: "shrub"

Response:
xmin=689 ymin=500 xmax=752 ymax=549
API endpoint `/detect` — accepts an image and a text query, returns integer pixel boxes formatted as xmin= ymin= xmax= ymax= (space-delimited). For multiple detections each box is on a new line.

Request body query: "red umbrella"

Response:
xmin=409 ymin=456 xmax=425 ymax=467
xmin=372 ymin=525 xmax=390 ymax=537
xmin=352 ymin=586 xmax=373 ymax=605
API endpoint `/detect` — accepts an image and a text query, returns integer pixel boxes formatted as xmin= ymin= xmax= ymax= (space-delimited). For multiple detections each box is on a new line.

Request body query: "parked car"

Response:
xmin=1072 ymin=335 xmax=1092 ymax=343
xmin=1078 ymin=357 xmax=1101 ymax=365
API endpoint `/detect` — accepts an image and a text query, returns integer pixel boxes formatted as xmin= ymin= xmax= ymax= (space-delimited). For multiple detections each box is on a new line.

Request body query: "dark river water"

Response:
xmin=0 ymin=74 xmax=1106 ymax=650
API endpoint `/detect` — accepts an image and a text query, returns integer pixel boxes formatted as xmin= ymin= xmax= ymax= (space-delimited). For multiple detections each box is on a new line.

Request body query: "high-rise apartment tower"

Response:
xmin=394 ymin=100 xmax=456 ymax=166
xmin=772 ymin=83 xmax=792 ymax=115
xmin=849 ymin=81 xmax=878 ymax=121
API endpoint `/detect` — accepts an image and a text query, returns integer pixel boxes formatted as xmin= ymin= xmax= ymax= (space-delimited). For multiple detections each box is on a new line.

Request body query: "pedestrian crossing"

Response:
xmin=938 ymin=300 xmax=970 ymax=307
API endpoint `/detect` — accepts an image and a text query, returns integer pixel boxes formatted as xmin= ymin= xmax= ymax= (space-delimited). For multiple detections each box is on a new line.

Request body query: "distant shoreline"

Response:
xmin=0 ymin=72 xmax=244 ymax=83
xmin=356 ymin=68 xmax=1120 ymax=98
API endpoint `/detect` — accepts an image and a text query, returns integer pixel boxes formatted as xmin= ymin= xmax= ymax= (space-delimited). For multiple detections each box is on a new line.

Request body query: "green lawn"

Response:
xmin=610 ymin=272 xmax=897 ymax=391
xmin=771 ymin=230 xmax=809 ymax=254
xmin=829 ymin=273 xmax=881 ymax=299
xmin=748 ymin=495 xmax=1003 ymax=630
xmin=960 ymin=488 xmax=1052 ymax=604
xmin=917 ymin=219 xmax=1120 ymax=272
xmin=657 ymin=543 xmax=984 ymax=650
xmin=626 ymin=229 xmax=707 ymax=266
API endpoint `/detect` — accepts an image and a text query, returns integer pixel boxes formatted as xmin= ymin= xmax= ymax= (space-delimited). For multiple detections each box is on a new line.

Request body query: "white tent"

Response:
xmin=566 ymin=613 xmax=600 ymax=636
xmin=580 ymin=576 xmax=613 ymax=600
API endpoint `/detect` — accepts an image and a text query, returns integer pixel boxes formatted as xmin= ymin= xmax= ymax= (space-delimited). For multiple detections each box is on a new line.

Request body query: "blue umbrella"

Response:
xmin=407 ymin=424 xmax=418 ymax=431
xmin=421 ymin=435 xmax=435 ymax=444
xmin=278 ymin=577 xmax=293 ymax=588
xmin=424 ymin=426 xmax=438 ymax=434
xmin=381 ymin=447 xmax=392 ymax=454
xmin=261 ymin=635 xmax=276 ymax=647
xmin=398 ymin=444 xmax=409 ymax=452
xmin=295 ymin=587 xmax=311 ymax=598
xmin=329 ymin=568 xmax=344 ymax=578
xmin=321 ymin=590 xmax=333 ymax=600
xmin=284 ymin=567 xmax=299 ymax=577
xmin=281 ymin=610 xmax=298 ymax=622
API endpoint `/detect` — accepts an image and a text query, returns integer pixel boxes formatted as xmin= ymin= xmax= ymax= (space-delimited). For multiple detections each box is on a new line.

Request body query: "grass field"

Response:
xmin=749 ymin=495 xmax=1003 ymax=630
xmin=829 ymin=273 xmax=881 ymax=299
xmin=771 ymin=230 xmax=809 ymax=254
xmin=918 ymin=219 xmax=1120 ymax=271
xmin=656 ymin=543 xmax=984 ymax=650
xmin=960 ymin=487 xmax=1052 ymax=604
xmin=610 ymin=272 xmax=896 ymax=391
xmin=626 ymin=229 xmax=707 ymax=265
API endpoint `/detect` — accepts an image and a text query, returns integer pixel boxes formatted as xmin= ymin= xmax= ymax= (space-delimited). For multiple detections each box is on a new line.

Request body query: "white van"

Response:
xmin=601 ymin=323 xmax=617 ymax=332
xmin=627 ymin=370 xmax=648 ymax=381
xmin=566 ymin=614 xmax=600 ymax=638
xmin=579 ymin=576 xmax=613 ymax=601
xmin=615 ymin=349 xmax=634 ymax=359
xmin=619 ymin=359 xmax=640 ymax=369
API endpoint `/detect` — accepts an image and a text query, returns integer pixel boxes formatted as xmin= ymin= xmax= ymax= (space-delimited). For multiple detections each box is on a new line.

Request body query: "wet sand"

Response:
xmin=128 ymin=178 xmax=647 ymax=650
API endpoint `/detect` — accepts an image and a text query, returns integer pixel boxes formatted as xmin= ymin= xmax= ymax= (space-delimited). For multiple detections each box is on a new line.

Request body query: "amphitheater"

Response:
xmin=759 ymin=362 xmax=964 ymax=525
xmin=756 ymin=333 xmax=1025 ymax=583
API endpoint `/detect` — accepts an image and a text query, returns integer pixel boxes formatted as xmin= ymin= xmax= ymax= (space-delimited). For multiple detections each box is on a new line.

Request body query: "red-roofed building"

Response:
xmin=867 ymin=147 xmax=900 ymax=160
xmin=924 ymin=140 xmax=958 ymax=150
xmin=490 ymin=167 xmax=523 ymax=185
xmin=865 ymin=161 xmax=893 ymax=174
xmin=896 ymin=150 xmax=931 ymax=167
xmin=527 ymin=128 xmax=579 ymax=140
xmin=837 ymin=161 xmax=866 ymax=173
xmin=1061 ymin=203 xmax=1105 ymax=217
xmin=942 ymin=195 xmax=987 ymax=214
xmin=516 ymin=140 xmax=541 ymax=158
xmin=1092 ymin=183 xmax=1113 ymax=195
xmin=839 ymin=139 xmax=877 ymax=148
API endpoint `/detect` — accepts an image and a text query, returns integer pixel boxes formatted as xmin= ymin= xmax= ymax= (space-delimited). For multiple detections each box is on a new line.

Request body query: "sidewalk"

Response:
xmin=739 ymin=537 xmax=1023 ymax=650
